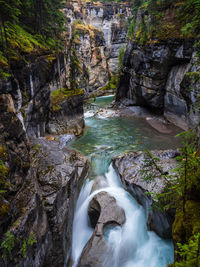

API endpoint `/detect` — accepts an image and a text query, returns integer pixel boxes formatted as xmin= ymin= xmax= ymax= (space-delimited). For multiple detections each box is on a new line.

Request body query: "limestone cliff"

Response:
xmin=116 ymin=39 xmax=200 ymax=129
xmin=0 ymin=53 xmax=88 ymax=265
xmin=64 ymin=0 xmax=132 ymax=93
xmin=115 ymin=0 xmax=200 ymax=130
xmin=0 ymin=1 xmax=132 ymax=264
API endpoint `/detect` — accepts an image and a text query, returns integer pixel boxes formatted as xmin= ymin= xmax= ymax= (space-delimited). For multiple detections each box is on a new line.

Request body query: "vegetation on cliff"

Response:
xmin=140 ymin=130 xmax=200 ymax=266
xmin=127 ymin=0 xmax=200 ymax=43
xmin=124 ymin=3 xmax=200 ymax=263
xmin=51 ymin=88 xmax=84 ymax=112
xmin=0 ymin=0 xmax=65 ymax=78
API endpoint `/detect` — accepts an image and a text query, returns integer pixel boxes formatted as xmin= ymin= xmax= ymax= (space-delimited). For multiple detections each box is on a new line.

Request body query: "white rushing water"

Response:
xmin=71 ymin=165 xmax=174 ymax=267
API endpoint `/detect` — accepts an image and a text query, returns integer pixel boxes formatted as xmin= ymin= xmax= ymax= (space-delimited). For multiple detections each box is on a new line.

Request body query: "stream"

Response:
xmin=68 ymin=95 xmax=179 ymax=267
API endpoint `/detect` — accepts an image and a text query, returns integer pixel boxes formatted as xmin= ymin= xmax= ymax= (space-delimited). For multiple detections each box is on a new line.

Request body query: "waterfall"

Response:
xmin=16 ymin=86 xmax=22 ymax=111
xmin=68 ymin=95 xmax=178 ymax=267
xmin=30 ymin=74 xmax=34 ymax=98
xmin=16 ymin=85 xmax=26 ymax=131
xmin=70 ymin=165 xmax=174 ymax=267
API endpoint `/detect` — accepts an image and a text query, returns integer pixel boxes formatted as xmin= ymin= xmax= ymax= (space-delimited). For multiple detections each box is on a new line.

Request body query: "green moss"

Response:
xmin=100 ymin=74 xmax=119 ymax=91
xmin=51 ymin=88 xmax=84 ymax=111
xmin=173 ymin=211 xmax=185 ymax=244
xmin=0 ymin=51 xmax=11 ymax=79
xmin=0 ymin=145 xmax=7 ymax=159
xmin=184 ymin=201 xmax=200 ymax=236
xmin=0 ymin=160 xmax=8 ymax=181
xmin=0 ymin=203 xmax=10 ymax=218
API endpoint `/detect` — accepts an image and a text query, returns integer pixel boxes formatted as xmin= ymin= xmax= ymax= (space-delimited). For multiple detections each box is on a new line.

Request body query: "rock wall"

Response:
xmin=116 ymin=39 xmax=200 ymax=129
xmin=0 ymin=52 xmax=88 ymax=265
xmin=64 ymin=0 xmax=132 ymax=93
xmin=112 ymin=150 xmax=179 ymax=239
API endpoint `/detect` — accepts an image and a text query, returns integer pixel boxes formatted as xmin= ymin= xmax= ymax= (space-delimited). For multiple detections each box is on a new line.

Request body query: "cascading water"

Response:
xmin=71 ymin=166 xmax=174 ymax=267
xmin=69 ymin=95 xmax=179 ymax=267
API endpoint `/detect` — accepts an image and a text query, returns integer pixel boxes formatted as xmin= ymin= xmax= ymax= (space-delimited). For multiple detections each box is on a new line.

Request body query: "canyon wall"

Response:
xmin=0 ymin=0 xmax=133 ymax=263
xmin=115 ymin=0 xmax=200 ymax=130
xmin=0 ymin=53 xmax=89 ymax=266
xmin=116 ymin=39 xmax=200 ymax=130
xmin=64 ymin=0 xmax=132 ymax=93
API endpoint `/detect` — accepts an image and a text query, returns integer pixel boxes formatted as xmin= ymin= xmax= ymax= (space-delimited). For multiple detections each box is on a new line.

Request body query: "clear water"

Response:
xmin=69 ymin=95 xmax=178 ymax=267
xmin=70 ymin=95 xmax=180 ymax=175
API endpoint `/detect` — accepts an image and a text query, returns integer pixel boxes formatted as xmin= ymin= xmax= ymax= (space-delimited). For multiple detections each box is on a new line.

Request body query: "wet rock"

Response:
xmin=116 ymin=39 xmax=200 ymax=129
xmin=0 ymin=38 xmax=86 ymax=267
xmin=32 ymin=138 xmax=89 ymax=267
xmin=112 ymin=150 xmax=179 ymax=239
xmin=91 ymin=176 xmax=108 ymax=192
xmin=78 ymin=191 xmax=125 ymax=267
xmin=49 ymin=94 xmax=85 ymax=136
xmin=0 ymin=109 xmax=89 ymax=267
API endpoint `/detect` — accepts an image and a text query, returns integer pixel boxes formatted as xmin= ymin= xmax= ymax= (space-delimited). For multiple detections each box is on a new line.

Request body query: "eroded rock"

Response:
xmin=115 ymin=40 xmax=200 ymax=129
xmin=64 ymin=0 xmax=132 ymax=93
xmin=112 ymin=150 xmax=179 ymax=239
xmin=78 ymin=191 xmax=125 ymax=267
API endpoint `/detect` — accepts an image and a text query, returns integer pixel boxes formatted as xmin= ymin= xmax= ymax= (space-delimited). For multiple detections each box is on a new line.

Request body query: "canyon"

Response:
xmin=0 ymin=0 xmax=200 ymax=266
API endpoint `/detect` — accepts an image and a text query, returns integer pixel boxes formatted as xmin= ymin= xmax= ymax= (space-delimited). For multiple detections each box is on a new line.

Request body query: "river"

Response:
xmin=68 ymin=95 xmax=179 ymax=267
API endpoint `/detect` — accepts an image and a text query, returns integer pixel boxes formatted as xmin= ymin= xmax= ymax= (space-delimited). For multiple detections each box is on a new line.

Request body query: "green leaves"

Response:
xmin=1 ymin=231 xmax=37 ymax=260
xmin=1 ymin=231 xmax=15 ymax=260
xmin=19 ymin=233 xmax=37 ymax=258
xmin=175 ymin=233 xmax=200 ymax=267
xmin=0 ymin=0 xmax=21 ymax=23
xmin=0 ymin=0 xmax=65 ymax=67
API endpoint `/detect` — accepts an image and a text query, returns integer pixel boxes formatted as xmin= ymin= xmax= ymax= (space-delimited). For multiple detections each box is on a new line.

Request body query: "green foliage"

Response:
xmin=100 ymin=74 xmax=119 ymax=91
xmin=140 ymin=150 xmax=163 ymax=182
xmin=0 ymin=0 xmax=65 ymax=72
xmin=1 ymin=231 xmax=15 ymax=260
xmin=0 ymin=0 xmax=21 ymax=23
xmin=0 ymin=160 xmax=8 ymax=181
xmin=20 ymin=233 xmax=37 ymax=258
xmin=140 ymin=130 xmax=200 ymax=212
xmin=175 ymin=233 xmax=200 ymax=267
xmin=91 ymin=0 xmax=127 ymax=2
xmin=179 ymin=0 xmax=200 ymax=38
xmin=185 ymin=72 xmax=200 ymax=83
xmin=5 ymin=23 xmax=45 ymax=54
xmin=127 ymin=19 xmax=135 ymax=40
xmin=32 ymin=144 xmax=40 ymax=158
xmin=141 ymin=130 xmax=200 ymax=264
xmin=126 ymin=0 xmax=200 ymax=42
xmin=118 ymin=46 xmax=125 ymax=70
xmin=1 ymin=231 xmax=37 ymax=260
xmin=69 ymin=48 xmax=82 ymax=90
xmin=67 ymin=29 xmax=83 ymax=91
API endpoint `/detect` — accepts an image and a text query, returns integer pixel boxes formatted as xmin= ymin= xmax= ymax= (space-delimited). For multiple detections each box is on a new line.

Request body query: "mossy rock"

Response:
xmin=0 ymin=202 xmax=10 ymax=219
xmin=50 ymin=88 xmax=84 ymax=110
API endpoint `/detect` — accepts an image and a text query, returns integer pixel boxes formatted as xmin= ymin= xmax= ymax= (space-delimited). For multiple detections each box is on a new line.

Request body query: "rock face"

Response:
xmin=64 ymin=0 xmax=131 ymax=93
xmin=0 ymin=54 xmax=85 ymax=138
xmin=0 ymin=53 xmax=88 ymax=265
xmin=112 ymin=150 xmax=179 ymax=239
xmin=0 ymin=126 xmax=89 ymax=267
xmin=116 ymin=40 xmax=200 ymax=129
xmin=78 ymin=191 xmax=125 ymax=267
xmin=49 ymin=94 xmax=85 ymax=136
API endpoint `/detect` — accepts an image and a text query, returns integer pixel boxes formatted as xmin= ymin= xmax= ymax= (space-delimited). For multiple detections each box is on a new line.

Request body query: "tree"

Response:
xmin=0 ymin=0 xmax=21 ymax=50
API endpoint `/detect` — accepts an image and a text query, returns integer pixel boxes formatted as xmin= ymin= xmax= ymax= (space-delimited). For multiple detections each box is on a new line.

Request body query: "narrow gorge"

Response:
xmin=0 ymin=0 xmax=200 ymax=267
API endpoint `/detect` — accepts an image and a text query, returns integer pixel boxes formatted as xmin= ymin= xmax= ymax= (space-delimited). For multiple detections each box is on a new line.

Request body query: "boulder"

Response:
xmin=78 ymin=191 xmax=125 ymax=267
xmin=112 ymin=150 xmax=179 ymax=239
